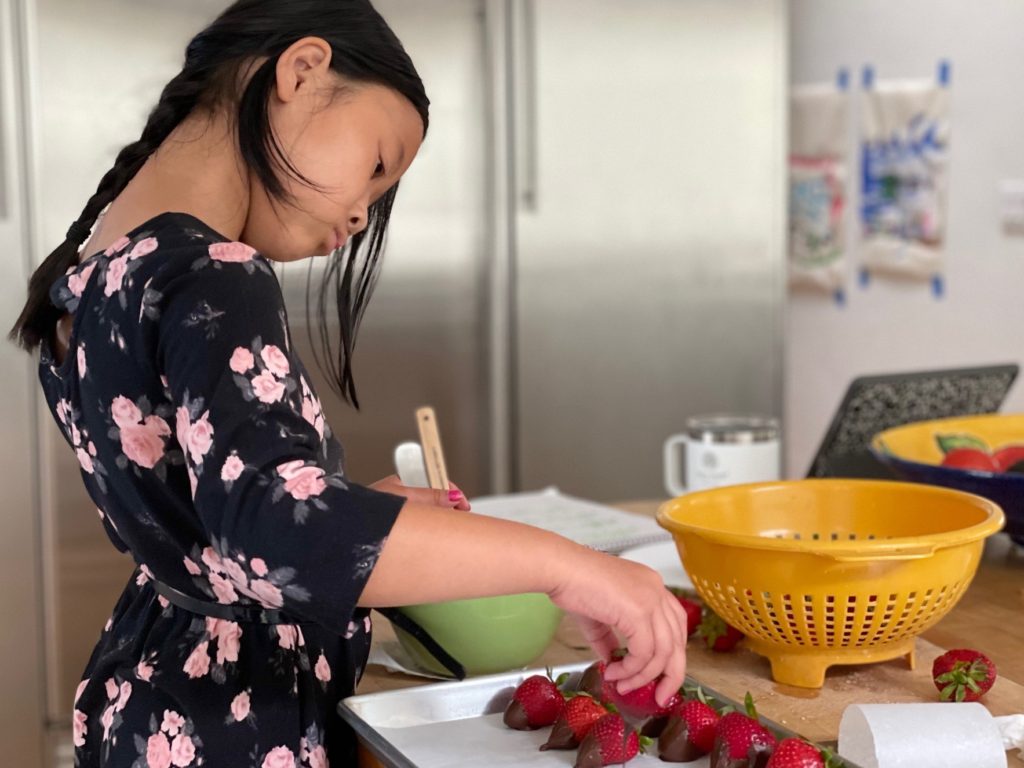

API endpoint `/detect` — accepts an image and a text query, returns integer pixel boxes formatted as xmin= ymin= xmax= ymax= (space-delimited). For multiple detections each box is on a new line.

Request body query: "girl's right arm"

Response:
xmin=359 ymin=499 xmax=689 ymax=706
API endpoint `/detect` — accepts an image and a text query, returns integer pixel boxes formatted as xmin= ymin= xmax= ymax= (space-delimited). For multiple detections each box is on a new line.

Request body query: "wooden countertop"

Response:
xmin=357 ymin=500 xmax=1024 ymax=763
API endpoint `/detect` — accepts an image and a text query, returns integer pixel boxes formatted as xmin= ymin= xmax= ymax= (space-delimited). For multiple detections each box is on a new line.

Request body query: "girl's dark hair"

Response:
xmin=9 ymin=0 xmax=428 ymax=408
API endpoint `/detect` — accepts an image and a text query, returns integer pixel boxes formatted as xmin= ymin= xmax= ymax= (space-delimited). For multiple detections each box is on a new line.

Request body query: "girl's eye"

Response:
xmin=373 ymin=159 xmax=386 ymax=178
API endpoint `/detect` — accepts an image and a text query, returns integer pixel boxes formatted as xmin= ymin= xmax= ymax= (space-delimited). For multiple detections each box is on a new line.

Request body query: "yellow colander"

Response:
xmin=657 ymin=479 xmax=1004 ymax=688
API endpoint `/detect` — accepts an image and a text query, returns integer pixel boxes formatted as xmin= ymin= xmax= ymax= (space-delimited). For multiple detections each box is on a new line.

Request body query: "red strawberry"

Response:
xmin=698 ymin=610 xmax=745 ymax=652
xmin=601 ymin=675 xmax=682 ymax=720
xmin=765 ymin=738 xmax=830 ymax=767
xmin=540 ymin=694 xmax=609 ymax=750
xmin=503 ymin=671 xmax=568 ymax=730
xmin=941 ymin=448 xmax=997 ymax=472
xmin=659 ymin=698 xmax=721 ymax=762
xmin=932 ymin=649 xmax=997 ymax=702
xmin=667 ymin=588 xmax=703 ymax=637
xmin=993 ymin=444 xmax=1024 ymax=473
xmin=711 ymin=695 xmax=777 ymax=767
xmin=574 ymin=713 xmax=651 ymax=767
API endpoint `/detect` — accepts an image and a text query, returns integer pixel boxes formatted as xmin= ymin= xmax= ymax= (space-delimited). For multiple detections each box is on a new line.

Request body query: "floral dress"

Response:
xmin=38 ymin=212 xmax=405 ymax=768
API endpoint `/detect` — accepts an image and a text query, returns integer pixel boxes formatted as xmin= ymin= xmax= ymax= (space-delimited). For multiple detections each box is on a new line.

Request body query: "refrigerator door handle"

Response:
xmin=511 ymin=0 xmax=538 ymax=211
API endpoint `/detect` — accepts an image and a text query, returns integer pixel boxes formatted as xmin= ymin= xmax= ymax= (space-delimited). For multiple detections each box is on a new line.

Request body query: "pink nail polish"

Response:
xmin=448 ymin=490 xmax=463 ymax=502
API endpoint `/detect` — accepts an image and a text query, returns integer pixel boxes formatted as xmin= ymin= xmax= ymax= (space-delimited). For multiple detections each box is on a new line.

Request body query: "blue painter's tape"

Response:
xmin=862 ymin=65 xmax=875 ymax=89
xmin=837 ymin=68 xmax=850 ymax=91
xmin=938 ymin=59 xmax=951 ymax=87
xmin=859 ymin=268 xmax=871 ymax=288
xmin=834 ymin=288 xmax=846 ymax=307
xmin=932 ymin=274 xmax=945 ymax=299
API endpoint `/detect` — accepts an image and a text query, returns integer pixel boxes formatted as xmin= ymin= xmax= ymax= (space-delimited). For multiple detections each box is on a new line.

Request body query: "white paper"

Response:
xmin=471 ymin=488 xmax=671 ymax=553
xmin=377 ymin=712 xmax=709 ymax=768
xmin=996 ymin=715 xmax=1024 ymax=759
xmin=838 ymin=703 xmax=1007 ymax=768
xmin=618 ymin=541 xmax=694 ymax=591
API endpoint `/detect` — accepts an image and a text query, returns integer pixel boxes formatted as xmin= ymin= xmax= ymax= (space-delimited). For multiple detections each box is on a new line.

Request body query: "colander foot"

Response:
xmin=764 ymin=653 xmax=830 ymax=689
xmin=905 ymin=647 xmax=916 ymax=671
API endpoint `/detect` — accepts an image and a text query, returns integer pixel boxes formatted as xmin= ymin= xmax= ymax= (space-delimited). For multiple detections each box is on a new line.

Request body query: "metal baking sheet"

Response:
xmin=340 ymin=663 xmax=865 ymax=768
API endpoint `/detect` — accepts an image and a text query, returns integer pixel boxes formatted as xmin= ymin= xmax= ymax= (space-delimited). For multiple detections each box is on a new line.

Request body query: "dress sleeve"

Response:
xmin=153 ymin=243 xmax=404 ymax=634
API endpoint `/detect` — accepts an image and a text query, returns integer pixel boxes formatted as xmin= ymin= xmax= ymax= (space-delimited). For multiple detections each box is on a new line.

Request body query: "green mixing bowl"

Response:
xmin=391 ymin=593 xmax=563 ymax=677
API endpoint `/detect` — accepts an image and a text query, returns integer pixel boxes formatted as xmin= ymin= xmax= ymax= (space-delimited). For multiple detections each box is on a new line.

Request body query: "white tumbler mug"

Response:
xmin=663 ymin=415 xmax=780 ymax=496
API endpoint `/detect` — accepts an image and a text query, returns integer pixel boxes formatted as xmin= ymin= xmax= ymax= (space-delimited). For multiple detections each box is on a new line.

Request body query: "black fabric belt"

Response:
xmin=152 ymin=579 xmax=301 ymax=625
xmin=152 ymin=580 xmax=467 ymax=679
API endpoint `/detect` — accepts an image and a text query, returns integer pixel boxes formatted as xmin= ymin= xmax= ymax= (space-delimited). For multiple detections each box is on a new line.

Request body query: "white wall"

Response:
xmin=786 ymin=0 xmax=1024 ymax=475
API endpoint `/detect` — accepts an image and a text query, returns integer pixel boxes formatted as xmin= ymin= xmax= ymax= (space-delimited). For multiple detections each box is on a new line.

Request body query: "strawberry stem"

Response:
xmin=744 ymin=692 xmax=759 ymax=719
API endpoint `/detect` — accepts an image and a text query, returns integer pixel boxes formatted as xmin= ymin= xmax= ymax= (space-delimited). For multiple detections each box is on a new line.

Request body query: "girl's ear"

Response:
xmin=274 ymin=37 xmax=334 ymax=104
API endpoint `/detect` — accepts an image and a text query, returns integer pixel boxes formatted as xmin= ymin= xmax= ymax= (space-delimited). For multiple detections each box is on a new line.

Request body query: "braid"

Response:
xmin=8 ymin=66 xmax=208 ymax=350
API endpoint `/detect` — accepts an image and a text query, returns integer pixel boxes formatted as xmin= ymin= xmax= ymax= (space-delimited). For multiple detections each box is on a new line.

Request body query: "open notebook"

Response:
xmin=470 ymin=487 xmax=671 ymax=554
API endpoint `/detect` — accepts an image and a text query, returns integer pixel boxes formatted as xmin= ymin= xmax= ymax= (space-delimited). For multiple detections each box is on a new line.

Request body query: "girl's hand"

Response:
xmin=548 ymin=547 xmax=687 ymax=708
xmin=369 ymin=474 xmax=471 ymax=511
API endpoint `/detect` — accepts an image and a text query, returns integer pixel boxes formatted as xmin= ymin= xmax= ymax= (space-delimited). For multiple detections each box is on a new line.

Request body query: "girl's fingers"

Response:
xmin=616 ymin=605 xmax=674 ymax=694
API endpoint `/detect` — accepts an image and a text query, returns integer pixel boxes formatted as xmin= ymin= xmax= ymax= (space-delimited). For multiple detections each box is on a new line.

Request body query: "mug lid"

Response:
xmin=685 ymin=414 xmax=779 ymax=444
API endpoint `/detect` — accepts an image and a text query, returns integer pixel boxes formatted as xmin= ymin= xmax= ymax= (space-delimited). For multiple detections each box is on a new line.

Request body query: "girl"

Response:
xmin=11 ymin=1 xmax=688 ymax=765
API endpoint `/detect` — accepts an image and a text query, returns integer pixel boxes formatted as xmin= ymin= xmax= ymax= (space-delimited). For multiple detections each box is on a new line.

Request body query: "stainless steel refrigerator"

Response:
xmin=0 ymin=0 xmax=786 ymax=764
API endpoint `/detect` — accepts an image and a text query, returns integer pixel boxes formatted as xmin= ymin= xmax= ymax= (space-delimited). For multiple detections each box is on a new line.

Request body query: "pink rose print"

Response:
xmin=77 ymin=346 xmax=87 ymax=377
xmin=364 ymin=614 xmax=373 ymax=633
xmin=223 ymin=558 xmax=247 ymax=588
xmin=128 ymin=236 xmax=158 ymax=260
xmin=136 ymin=661 xmax=154 ymax=682
xmin=170 ymin=733 xmax=196 ymax=767
xmin=175 ymin=406 xmax=191 ymax=448
xmin=186 ymin=411 xmax=214 ymax=464
xmin=251 ymin=371 xmax=286 ymax=404
xmin=206 ymin=618 xmax=242 ymax=665
xmin=104 ymin=235 xmax=131 ymax=257
xmin=230 ymin=691 xmax=251 ymax=723
xmin=137 ymin=564 xmax=154 ymax=586
xmin=88 ymin=441 xmax=97 ymax=456
xmin=111 ymin=395 xmax=143 ymax=429
xmin=220 ymin=454 xmax=243 ymax=483
xmin=161 ymin=710 xmax=185 ymax=737
xmin=343 ymin=621 xmax=358 ymax=640
xmin=209 ymin=241 xmax=257 ymax=263
xmin=76 ymin=447 xmax=95 ymax=474
xmin=72 ymin=709 xmax=87 ymax=747
xmin=104 ymin=678 xmax=118 ymax=700
xmin=277 ymin=625 xmax=300 ymax=650
xmin=114 ymin=680 xmax=132 ymax=712
xmin=71 ymin=423 xmax=81 ymax=446
xmin=277 ymin=461 xmax=327 ymax=500
xmin=250 ymin=578 xmax=284 ymax=610
xmin=104 ymin=255 xmax=128 ymax=296
xmin=75 ymin=678 xmax=89 ymax=705
xmin=120 ymin=422 xmax=166 ymax=468
xmin=201 ymin=547 xmax=225 ymax=573
xmin=67 ymin=262 xmax=96 ymax=297
xmin=209 ymin=573 xmax=238 ymax=605
xmin=183 ymin=641 xmax=210 ymax=679
xmin=187 ymin=465 xmax=198 ymax=498
xmin=229 ymin=346 xmax=255 ymax=374
xmin=158 ymin=595 xmax=170 ymax=609
xmin=308 ymin=745 xmax=328 ymax=768
xmin=100 ymin=705 xmax=115 ymax=741
xmin=250 ymin=557 xmax=268 ymax=577
xmin=260 ymin=344 xmax=290 ymax=377
xmin=262 ymin=746 xmax=296 ymax=768
xmin=184 ymin=557 xmax=202 ymax=576
xmin=315 ymin=653 xmax=331 ymax=684
xmin=147 ymin=732 xmax=172 ymax=768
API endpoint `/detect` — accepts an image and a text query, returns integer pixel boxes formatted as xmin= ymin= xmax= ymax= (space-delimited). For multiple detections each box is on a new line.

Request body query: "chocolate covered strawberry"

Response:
xmin=710 ymin=694 xmax=777 ymax=768
xmin=540 ymin=693 xmax=609 ymax=750
xmin=579 ymin=660 xmax=607 ymax=699
xmin=932 ymin=648 xmax=997 ymax=702
xmin=601 ymin=675 xmax=682 ymax=720
xmin=698 ymin=610 xmax=745 ymax=652
xmin=764 ymin=739 xmax=835 ymax=767
xmin=659 ymin=698 xmax=721 ymax=762
xmin=574 ymin=712 xmax=652 ymax=767
xmin=503 ymin=670 xmax=568 ymax=730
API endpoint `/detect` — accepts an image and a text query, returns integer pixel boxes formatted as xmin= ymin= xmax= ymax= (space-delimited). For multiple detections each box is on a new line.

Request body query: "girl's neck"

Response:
xmin=82 ymin=109 xmax=251 ymax=258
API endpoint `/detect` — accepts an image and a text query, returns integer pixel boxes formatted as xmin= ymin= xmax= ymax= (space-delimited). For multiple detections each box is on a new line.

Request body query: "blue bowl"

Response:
xmin=871 ymin=414 xmax=1024 ymax=546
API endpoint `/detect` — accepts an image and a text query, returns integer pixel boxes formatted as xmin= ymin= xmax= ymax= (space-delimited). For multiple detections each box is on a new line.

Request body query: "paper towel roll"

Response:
xmin=838 ymin=703 xmax=1007 ymax=768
